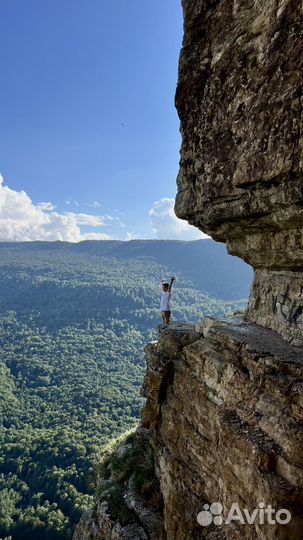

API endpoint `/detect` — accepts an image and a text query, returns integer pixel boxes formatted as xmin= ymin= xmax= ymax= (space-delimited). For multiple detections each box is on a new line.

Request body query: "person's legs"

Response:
xmin=164 ymin=311 xmax=171 ymax=325
xmin=161 ymin=311 xmax=166 ymax=324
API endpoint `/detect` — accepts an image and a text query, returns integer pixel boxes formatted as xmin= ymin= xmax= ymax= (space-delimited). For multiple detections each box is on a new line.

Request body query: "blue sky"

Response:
xmin=0 ymin=0 xmax=204 ymax=241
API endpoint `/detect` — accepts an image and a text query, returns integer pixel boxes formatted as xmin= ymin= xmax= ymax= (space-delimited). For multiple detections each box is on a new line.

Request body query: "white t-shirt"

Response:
xmin=160 ymin=291 xmax=171 ymax=311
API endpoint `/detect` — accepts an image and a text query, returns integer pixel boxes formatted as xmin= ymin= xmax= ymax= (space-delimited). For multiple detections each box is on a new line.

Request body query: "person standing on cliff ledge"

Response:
xmin=160 ymin=275 xmax=175 ymax=326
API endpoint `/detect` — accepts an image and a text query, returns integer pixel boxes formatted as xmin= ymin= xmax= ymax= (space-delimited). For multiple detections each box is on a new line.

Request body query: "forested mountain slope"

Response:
xmin=0 ymin=240 xmax=251 ymax=540
xmin=0 ymin=238 xmax=251 ymax=303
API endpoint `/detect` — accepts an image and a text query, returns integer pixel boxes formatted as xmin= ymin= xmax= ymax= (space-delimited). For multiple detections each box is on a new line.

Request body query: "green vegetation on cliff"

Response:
xmin=0 ymin=240 xmax=250 ymax=539
xmin=97 ymin=429 xmax=160 ymax=526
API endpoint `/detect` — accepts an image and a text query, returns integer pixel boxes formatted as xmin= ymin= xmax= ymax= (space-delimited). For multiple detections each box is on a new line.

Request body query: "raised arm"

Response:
xmin=168 ymin=275 xmax=175 ymax=293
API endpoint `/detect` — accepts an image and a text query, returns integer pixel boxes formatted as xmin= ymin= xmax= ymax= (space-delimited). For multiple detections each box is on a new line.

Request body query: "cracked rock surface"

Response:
xmin=175 ymin=0 xmax=303 ymax=344
xmin=142 ymin=321 xmax=303 ymax=540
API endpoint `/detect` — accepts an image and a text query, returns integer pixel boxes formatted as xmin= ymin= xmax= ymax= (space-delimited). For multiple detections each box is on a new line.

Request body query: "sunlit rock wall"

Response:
xmin=175 ymin=0 xmax=303 ymax=345
xmin=142 ymin=322 xmax=303 ymax=540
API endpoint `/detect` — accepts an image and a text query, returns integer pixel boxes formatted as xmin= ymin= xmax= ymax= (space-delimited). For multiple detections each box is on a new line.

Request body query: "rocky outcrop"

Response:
xmin=73 ymin=430 xmax=164 ymax=540
xmin=142 ymin=321 xmax=303 ymax=540
xmin=72 ymin=504 xmax=149 ymax=540
xmin=141 ymin=2 xmax=303 ymax=536
xmin=175 ymin=0 xmax=303 ymax=345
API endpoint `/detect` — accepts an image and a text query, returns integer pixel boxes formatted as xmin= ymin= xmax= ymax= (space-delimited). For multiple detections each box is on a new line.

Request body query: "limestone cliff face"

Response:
xmin=142 ymin=321 xmax=303 ymax=539
xmin=175 ymin=0 xmax=303 ymax=345
xmin=141 ymin=2 xmax=303 ymax=538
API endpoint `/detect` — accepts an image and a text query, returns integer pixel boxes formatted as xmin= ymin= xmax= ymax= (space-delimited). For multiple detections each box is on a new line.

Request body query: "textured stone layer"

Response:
xmin=175 ymin=0 xmax=303 ymax=344
xmin=247 ymin=269 xmax=303 ymax=346
xmin=142 ymin=321 xmax=303 ymax=540
xmin=73 ymin=505 xmax=148 ymax=540
xmin=175 ymin=0 xmax=303 ymax=248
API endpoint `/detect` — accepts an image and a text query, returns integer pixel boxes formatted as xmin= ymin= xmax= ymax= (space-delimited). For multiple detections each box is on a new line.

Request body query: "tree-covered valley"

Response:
xmin=0 ymin=240 xmax=252 ymax=540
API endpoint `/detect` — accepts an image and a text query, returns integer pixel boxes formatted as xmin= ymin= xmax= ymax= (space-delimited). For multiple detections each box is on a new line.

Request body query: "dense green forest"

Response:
xmin=0 ymin=240 xmax=251 ymax=540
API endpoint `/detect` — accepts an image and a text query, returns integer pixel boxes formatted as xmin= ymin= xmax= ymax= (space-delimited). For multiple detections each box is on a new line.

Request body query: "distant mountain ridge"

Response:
xmin=0 ymin=239 xmax=252 ymax=300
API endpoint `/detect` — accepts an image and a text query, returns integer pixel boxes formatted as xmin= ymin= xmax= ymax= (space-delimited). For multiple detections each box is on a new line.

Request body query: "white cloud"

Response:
xmin=112 ymin=216 xmax=125 ymax=228
xmin=37 ymin=202 xmax=56 ymax=211
xmin=65 ymin=199 xmax=80 ymax=207
xmin=126 ymin=231 xmax=141 ymax=240
xmin=149 ymin=198 xmax=209 ymax=240
xmin=0 ymin=175 xmax=112 ymax=242
xmin=85 ymin=201 xmax=102 ymax=208
xmin=81 ymin=232 xmax=112 ymax=240
xmin=65 ymin=212 xmax=107 ymax=227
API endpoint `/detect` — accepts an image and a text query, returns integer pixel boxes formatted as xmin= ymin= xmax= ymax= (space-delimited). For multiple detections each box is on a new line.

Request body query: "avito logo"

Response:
xmin=197 ymin=502 xmax=291 ymax=527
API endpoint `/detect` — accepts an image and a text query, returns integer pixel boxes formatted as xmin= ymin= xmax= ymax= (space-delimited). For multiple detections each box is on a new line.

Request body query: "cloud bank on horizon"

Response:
xmin=149 ymin=198 xmax=208 ymax=240
xmin=0 ymin=176 xmax=207 ymax=242
xmin=0 ymin=175 xmax=111 ymax=242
